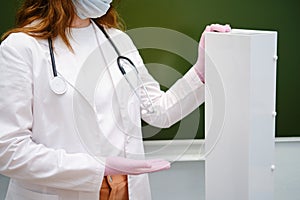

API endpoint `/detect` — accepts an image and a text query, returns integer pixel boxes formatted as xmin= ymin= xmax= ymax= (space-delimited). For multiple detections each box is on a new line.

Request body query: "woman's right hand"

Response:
xmin=193 ymin=24 xmax=231 ymax=83
xmin=104 ymin=157 xmax=171 ymax=176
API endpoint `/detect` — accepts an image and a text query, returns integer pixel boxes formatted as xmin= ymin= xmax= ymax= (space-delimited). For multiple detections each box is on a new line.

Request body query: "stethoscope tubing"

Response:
xmin=48 ymin=20 xmax=155 ymax=113
xmin=48 ymin=38 xmax=57 ymax=77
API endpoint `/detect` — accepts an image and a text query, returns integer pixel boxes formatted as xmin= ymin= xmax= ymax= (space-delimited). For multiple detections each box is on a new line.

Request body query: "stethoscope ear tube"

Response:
xmin=92 ymin=19 xmax=121 ymax=56
xmin=48 ymin=38 xmax=57 ymax=77
xmin=117 ymin=56 xmax=139 ymax=75
xmin=117 ymin=56 xmax=126 ymax=75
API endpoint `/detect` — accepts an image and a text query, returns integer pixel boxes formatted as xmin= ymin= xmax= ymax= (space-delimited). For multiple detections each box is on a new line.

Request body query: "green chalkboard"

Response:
xmin=1 ymin=0 xmax=299 ymax=139
xmin=116 ymin=0 xmax=300 ymax=139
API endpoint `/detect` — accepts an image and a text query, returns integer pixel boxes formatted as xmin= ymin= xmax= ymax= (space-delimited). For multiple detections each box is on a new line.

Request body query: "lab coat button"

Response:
xmin=270 ymin=165 xmax=276 ymax=172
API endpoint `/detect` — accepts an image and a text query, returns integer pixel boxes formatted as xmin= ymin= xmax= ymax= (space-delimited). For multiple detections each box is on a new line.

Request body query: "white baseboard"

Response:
xmin=144 ymin=137 xmax=300 ymax=162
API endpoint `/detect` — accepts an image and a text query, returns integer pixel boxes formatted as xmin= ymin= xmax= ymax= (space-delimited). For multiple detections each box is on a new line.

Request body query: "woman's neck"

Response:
xmin=71 ymin=15 xmax=91 ymax=28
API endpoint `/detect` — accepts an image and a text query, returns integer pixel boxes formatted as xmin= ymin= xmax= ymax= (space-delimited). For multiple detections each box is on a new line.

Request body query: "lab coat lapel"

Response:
xmin=98 ymin=29 xmax=141 ymax=138
xmin=98 ymin=36 xmax=129 ymax=132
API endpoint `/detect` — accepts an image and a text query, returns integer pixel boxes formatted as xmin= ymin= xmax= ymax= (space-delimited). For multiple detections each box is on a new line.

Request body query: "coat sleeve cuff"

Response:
xmin=90 ymin=157 xmax=105 ymax=192
xmin=183 ymin=67 xmax=205 ymax=89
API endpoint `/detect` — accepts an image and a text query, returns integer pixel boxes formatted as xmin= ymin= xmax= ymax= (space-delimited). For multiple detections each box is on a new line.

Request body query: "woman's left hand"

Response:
xmin=193 ymin=24 xmax=231 ymax=83
xmin=104 ymin=157 xmax=171 ymax=176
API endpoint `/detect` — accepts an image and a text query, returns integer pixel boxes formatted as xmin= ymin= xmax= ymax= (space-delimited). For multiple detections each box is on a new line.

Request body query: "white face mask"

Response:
xmin=72 ymin=0 xmax=113 ymax=19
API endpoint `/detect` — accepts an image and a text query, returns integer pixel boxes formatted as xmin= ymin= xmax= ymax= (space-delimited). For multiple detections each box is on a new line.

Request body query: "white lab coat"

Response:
xmin=0 ymin=26 xmax=204 ymax=200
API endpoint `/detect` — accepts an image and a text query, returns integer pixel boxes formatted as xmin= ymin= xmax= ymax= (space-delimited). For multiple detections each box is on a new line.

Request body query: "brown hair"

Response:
xmin=1 ymin=0 xmax=124 ymax=49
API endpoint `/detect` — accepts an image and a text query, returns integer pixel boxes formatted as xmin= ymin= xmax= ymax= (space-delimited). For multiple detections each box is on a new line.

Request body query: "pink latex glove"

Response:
xmin=194 ymin=24 xmax=231 ymax=83
xmin=104 ymin=157 xmax=171 ymax=176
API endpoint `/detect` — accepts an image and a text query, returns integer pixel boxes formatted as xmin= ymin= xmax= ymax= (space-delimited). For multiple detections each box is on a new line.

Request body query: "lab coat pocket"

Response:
xmin=6 ymin=182 xmax=59 ymax=200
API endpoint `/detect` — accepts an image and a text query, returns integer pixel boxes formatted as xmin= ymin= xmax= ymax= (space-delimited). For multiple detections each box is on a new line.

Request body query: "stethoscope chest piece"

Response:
xmin=50 ymin=76 xmax=67 ymax=95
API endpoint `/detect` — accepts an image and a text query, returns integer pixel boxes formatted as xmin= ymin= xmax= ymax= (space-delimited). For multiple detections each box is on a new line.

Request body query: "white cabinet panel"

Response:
xmin=205 ymin=29 xmax=277 ymax=200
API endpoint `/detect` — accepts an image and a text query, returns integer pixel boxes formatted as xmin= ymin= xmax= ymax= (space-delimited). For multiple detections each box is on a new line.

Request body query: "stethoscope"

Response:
xmin=48 ymin=21 xmax=155 ymax=113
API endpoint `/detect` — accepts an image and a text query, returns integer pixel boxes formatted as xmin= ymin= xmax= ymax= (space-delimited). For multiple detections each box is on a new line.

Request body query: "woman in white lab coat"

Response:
xmin=0 ymin=0 xmax=230 ymax=199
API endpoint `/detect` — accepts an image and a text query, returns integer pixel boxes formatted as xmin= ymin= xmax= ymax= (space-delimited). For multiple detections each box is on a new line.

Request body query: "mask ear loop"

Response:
xmin=48 ymin=38 xmax=68 ymax=95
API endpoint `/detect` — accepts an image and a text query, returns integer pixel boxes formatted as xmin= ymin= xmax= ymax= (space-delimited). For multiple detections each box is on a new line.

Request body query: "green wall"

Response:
xmin=1 ymin=0 xmax=299 ymax=139
xmin=0 ymin=1 xmax=19 ymax=37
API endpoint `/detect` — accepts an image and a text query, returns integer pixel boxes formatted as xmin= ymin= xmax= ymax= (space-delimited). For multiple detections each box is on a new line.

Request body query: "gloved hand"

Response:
xmin=104 ymin=157 xmax=171 ymax=176
xmin=194 ymin=24 xmax=231 ymax=83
